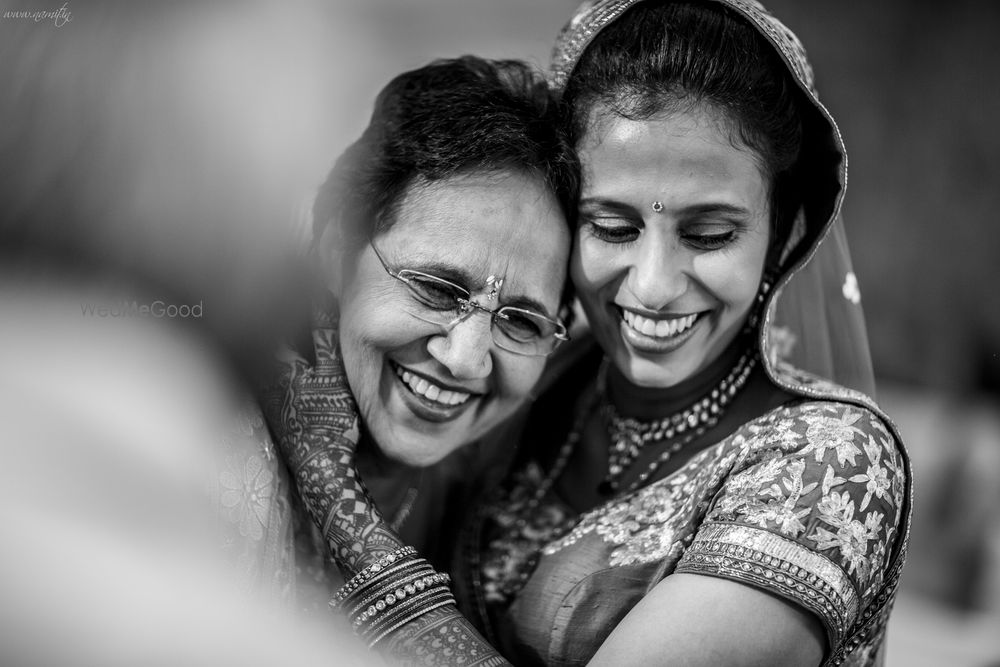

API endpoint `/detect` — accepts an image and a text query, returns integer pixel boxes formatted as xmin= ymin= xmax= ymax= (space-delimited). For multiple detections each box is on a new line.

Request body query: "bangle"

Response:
xmin=363 ymin=587 xmax=455 ymax=645
xmin=342 ymin=558 xmax=430 ymax=611
xmin=344 ymin=562 xmax=435 ymax=620
xmin=331 ymin=557 xmax=456 ymax=648
xmin=334 ymin=546 xmax=417 ymax=602
xmin=350 ymin=572 xmax=451 ymax=629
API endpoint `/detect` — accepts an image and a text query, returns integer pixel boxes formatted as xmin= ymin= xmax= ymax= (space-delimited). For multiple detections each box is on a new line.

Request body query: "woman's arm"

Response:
xmin=263 ymin=311 xmax=512 ymax=666
xmin=590 ymin=574 xmax=825 ymax=667
xmin=289 ymin=430 xmax=508 ymax=666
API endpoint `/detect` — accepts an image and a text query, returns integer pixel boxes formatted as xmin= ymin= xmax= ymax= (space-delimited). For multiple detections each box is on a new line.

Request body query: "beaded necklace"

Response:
xmin=600 ymin=349 xmax=757 ymax=494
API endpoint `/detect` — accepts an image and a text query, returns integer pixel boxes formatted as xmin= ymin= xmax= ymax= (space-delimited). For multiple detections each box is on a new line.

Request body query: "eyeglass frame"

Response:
xmin=368 ymin=238 xmax=569 ymax=357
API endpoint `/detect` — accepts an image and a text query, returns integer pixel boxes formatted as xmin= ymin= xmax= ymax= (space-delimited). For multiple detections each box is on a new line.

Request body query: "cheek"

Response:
xmin=695 ymin=249 xmax=766 ymax=312
xmin=338 ymin=292 xmax=412 ymax=397
xmin=571 ymin=236 xmax=614 ymax=298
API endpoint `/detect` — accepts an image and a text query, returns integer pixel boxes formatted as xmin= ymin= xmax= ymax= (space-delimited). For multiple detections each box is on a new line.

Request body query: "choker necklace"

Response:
xmin=599 ymin=349 xmax=757 ymax=495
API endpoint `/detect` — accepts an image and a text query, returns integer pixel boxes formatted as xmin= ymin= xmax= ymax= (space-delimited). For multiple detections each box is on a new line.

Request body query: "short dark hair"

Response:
xmin=313 ymin=55 xmax=579 ymax=250
xmin=563 ymin=0 xmax=805 ymax=254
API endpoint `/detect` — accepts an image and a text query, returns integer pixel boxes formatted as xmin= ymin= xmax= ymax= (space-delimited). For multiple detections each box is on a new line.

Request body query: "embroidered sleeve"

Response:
xmin=675 ymin=401 xmax=906 ymax=649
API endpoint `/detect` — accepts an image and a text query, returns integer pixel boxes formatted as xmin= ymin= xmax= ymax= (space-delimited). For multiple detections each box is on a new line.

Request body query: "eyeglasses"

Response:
xmin=369 ymin=240 xmax=569 ymax=357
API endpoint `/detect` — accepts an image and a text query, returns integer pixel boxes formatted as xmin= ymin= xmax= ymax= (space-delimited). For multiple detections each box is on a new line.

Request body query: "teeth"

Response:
xmin=394 ymin=365 xmax=471 ymax=406
xmin=622 ymin=311 xmax=699 ymax=339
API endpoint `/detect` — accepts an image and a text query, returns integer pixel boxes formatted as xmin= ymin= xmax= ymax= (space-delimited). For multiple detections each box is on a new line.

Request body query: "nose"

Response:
xmin=426 ymin=311 xmax=494 ymax=381
xmin=627 ymin=236 xmax=688 ymax=310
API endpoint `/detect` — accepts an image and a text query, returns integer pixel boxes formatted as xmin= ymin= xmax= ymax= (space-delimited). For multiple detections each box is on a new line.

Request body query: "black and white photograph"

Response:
xmin=1 ymin=1 xmax=998 ymax=665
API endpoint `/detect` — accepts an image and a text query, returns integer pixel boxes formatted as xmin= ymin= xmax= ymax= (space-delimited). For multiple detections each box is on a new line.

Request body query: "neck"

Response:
xmin=605 ymin=335 xmax=751 ymax=420
xmin=355 ymin=431 xmax=421 ymax=515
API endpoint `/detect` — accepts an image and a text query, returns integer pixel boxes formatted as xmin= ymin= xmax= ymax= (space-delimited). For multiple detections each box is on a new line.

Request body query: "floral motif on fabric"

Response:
xmin=480 ymin=397 xmax=906 ymax=659
xmin=679 ymin=402 xmax=905 ymax=647
xmin=703 ymin=403 xmax=903 ymax=598
xmin=539 ymin=454 xmax=731 ymax=567
xmin=213 ymin=401 xmax=296 ymax=605
xmin=220 ymin=453 xmax=275 ymax=541
xmin=842 ymin=272 xmax=862 ymax=304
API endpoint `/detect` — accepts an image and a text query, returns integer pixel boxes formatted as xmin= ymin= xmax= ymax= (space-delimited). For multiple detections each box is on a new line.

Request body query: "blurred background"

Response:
xmin=1 ymin=0 xmax=998 ymax=664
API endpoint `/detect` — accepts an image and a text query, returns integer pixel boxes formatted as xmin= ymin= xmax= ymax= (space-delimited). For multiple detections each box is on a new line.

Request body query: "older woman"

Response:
xmin=257 ymin=54 xmax=576 ymax=599
xmin=271 ymin=1 xmax=912 ymax=665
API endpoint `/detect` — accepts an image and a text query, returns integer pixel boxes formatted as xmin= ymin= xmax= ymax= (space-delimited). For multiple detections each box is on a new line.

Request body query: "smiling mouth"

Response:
xmin=621 ymin=310 xmax=700 ymax=338
xmin=616 ymin=307 xmax=707 ymax=353
xmin=390 ymin=361 xmax=474 ymax=408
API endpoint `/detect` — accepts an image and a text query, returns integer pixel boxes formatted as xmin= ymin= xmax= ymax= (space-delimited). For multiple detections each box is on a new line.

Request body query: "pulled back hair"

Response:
xmin=314 ymin=56 xmax=579 ymax=249
xmin=563 ymin=0 xmax=805 ymax=255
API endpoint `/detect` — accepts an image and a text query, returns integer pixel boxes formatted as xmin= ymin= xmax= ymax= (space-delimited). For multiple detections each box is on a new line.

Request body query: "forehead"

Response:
xmin=377 ymin=171 xmax=570 ymax=304
xmin=579 ymin=105 xmax=769 ymax=207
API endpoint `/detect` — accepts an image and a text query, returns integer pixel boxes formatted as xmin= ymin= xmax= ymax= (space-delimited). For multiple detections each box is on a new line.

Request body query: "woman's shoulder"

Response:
xmin=756 ymin=397 xmax=898 ymax=444
xmin=731 ymin=389 xmax=908 ymax=502
xmin=742 ymin=363 xmax=907 ymax=464
xmin=681 ymin=383 xmax=912 ymax=656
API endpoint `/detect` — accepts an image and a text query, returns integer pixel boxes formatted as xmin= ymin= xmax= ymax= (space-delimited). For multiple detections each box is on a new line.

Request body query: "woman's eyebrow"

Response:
xmin=502 ymin=295 xmax=553 ymax=318
xmin=405 ymin=259 xmax=477 ymax=288
xmin=679 ymin=202 xmax=753 ymax=218
xmin=578 ymin=197 xmax=638 ymax=216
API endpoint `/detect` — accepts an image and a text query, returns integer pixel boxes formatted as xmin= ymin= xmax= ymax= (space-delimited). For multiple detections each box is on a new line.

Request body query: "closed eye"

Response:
xmin=582 ymin=216 xmax=640 ymax=244
xmin=496 ymin=310 xmax=544 ymax=342
xmin=398 ymin=271 xmax=467 ymax=310
xmin=682 ymin=230 xmax=737 ymax=251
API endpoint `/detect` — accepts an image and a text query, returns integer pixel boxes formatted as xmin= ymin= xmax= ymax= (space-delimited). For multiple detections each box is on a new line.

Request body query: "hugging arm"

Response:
xmin=287 ymin=424 xmax=507 ymax=667
xmin=262 ymin=310 xmax=512 ymax=666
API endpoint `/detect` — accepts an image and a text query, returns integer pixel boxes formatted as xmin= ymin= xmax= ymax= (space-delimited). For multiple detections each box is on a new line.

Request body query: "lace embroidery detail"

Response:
xmin=213 ymin=401 xmax=296 ymax=605
xmin=220 ymin=453 xmax=275 ymax=541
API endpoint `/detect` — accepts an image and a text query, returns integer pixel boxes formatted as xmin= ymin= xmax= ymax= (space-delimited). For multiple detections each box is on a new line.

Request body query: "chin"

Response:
xmin=369 ymin=425 xmax=461 ymax=468
xmin=617 ymin=354 xmax=687 ymax=388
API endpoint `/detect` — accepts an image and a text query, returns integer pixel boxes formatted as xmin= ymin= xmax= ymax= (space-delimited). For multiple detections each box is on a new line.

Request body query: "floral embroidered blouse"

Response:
xmin=455 ymin=366 xmax=908 ymax=667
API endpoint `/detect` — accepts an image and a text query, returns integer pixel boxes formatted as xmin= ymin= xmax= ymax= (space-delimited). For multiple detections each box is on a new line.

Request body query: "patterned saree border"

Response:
xmin=675 ymin=522 xmax=859 ymax=648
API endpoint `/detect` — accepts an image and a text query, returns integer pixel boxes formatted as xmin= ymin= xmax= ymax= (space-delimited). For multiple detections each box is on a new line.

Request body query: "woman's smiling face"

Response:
xmin=336 ymin=170 xmax=569 ymax=467
xmin=572 ymin=104 xmax=771 ymax=388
